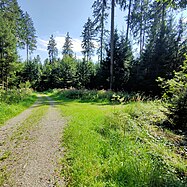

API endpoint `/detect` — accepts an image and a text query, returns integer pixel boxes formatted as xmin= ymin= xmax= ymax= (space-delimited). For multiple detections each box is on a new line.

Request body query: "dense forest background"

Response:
xmin=0 ymin=0 xmax=186 ymax=94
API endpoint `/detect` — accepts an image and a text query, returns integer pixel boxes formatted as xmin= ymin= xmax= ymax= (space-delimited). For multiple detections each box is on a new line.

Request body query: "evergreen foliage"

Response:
xmin=81 ymin=18 xmax=95 ymax=62
xmin=92 ymin=0 xmax=109 ymax=63
xmin=98 ymin=30 xmax=133 ymax=90
xmin=21 ymin=12 xmax=37 ymax=63
xmin=47 ymin=35 xmax=58 ymax=64
xmin=158 ymin=56 xmax=187 ymax=131
xmin=0 ymin=13 xmax=17 ymax=90
xmin=62 ymin=32 xmax=74 ymax=58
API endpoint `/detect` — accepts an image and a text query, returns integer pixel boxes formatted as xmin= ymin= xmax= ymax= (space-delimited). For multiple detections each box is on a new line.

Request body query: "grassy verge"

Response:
xmin=51 ymin=91 xmax=187 ymax=187
xmin=0 ymin=94 xmax=37 ymax=127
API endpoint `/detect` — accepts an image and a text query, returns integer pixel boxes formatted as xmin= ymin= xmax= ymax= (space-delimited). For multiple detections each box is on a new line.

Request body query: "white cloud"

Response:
xmin=37 ymin=38 xmax=48 ymax=52
xmin=37 ymin=34 xmax=99 ymax=62
xmin=72 ymin=38 xmax=83 ymax=52
xmin=55 ymin=36 xmax=66 ymax=50
xmin=37 ymin=35 xmax=83 ymax=54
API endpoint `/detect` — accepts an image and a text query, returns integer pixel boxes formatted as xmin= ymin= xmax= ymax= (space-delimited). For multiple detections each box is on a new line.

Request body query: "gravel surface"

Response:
xmin=0 ymin=98 xmax=42 ymax=144
xmin=0 ymin=96 xmax=65 ymax=187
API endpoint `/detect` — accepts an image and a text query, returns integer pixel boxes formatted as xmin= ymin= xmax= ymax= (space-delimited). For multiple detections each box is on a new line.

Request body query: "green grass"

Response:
xmin=0 ymin=94 xmax=37 ymax=127
xmin=51 ymin=91 xmax=187 ymax=187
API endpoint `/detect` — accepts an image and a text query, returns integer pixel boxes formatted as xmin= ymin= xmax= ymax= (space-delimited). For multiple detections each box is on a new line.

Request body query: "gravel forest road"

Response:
xmin=0 ymin=95 xmax=65 ymax=187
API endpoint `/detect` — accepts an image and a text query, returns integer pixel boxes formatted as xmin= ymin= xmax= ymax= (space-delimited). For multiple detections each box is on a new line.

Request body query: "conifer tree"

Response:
xmin=99 ymin=30 xmax=133 ymax=90
xmin=22 ymin=12 xmax=37 ymax=63
xmin=47 ymin=35 xmax=58 ymax=64
xmin=81 ymin=18 xmax=95 ymax=62
xmin=110 ymin=0 xmax=115 ymax=90
xmin=0 ymin=13 xmax=17 ymax=90
xmin=92 ymin=0 xmax=109 ymax=63
xmin=62 ymin=32 xmax=74 ymax=58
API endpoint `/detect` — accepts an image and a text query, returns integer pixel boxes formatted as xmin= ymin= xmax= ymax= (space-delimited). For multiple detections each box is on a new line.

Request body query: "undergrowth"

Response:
xmin=0 ymin=89 xmax=37 ymax=126
xmin=51 ymin=90 xmax=187 ymax=187
xmin=52 ymin=89 xmax=149 ymax=104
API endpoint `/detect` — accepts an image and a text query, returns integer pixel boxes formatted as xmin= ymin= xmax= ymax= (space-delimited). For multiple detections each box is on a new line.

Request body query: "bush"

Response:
xmin=52 ymin=89 xmax=149 ymax=104
xmin=158 ymin=55 xmax=187 ymax=131
xmin=0 ymin=88 xmax=32 ymax=104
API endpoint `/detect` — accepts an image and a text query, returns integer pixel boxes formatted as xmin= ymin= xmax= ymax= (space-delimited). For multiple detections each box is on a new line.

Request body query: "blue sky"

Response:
xmin=17 ymin=0 xmax=124 ymax=62
xmin=17 ymin=1 xmax=187 ymax=62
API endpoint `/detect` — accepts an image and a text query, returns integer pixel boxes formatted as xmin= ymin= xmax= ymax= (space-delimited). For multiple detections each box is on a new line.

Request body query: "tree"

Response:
xmin=21 ymin=55 xmax=42 ymax=89
xmin=47 ymin=35 xmax=58 ymax=64
xmin=0 ymin=13 xmax=17 ymax=90
xmin=130 ymin=0 xmax=150 ymax=55
xmin=60 ymin=56 xmax=77 ymax=88
xmin=157 ymin=0 xmax=187 ymax=8
xmin=21 ymin=12 xmax=37 ymax=63
xmin=76 ymin=60 xmax=95 ymax=89
xmin=110 ymin=0 xmax=115 ymax=90
xmin=92 ymin=0 xmax=109 ymax=63
xmin=129 ymin=7 xmax=187 ymax=94
xmin=81 ymin=18 xmax=95 ymax=62
xmin=158 ymin=55 xmax=187 ymax=131
xmin=99 ymin=30 xmax=133 ymax=90
xmin=62 ymin=32 xmax=74 ymax=58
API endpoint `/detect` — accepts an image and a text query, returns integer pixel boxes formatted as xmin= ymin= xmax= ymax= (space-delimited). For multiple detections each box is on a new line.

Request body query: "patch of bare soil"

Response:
xmin=0 ymin=96 xmax=65 ymax=187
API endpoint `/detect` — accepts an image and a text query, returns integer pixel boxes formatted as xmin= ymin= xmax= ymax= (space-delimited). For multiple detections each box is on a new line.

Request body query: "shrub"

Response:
xmin=158 ymin=55 xmax=187 ymax=131
xmin=52 ymin=89 xmax=149 ymax=104
xmin=0 ymin=88 xmax=32 ymax=104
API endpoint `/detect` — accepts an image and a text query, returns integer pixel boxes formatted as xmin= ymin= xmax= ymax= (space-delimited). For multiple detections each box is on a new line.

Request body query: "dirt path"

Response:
xmin=0 ymin=96 xmax=65 ymax=187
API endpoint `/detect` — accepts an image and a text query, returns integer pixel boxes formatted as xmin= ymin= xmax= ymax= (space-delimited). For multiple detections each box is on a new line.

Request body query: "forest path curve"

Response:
xmin=0 ymin=95 xmax=65 ymax=187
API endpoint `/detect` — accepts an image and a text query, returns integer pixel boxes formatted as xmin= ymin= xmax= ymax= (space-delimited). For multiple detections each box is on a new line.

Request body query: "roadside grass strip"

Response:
xmin=0 ymin=94 xmax=37 ymax=127
xmin=53 ymin=96 xmax=186 ymax=187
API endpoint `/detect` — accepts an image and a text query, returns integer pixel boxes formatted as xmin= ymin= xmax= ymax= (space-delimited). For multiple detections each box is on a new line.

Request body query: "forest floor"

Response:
xmin=0 ymin=95 xmax=65 ymax=187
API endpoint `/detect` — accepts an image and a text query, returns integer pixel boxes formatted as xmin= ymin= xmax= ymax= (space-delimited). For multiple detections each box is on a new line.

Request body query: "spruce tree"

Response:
xmin=92 ymin=0 xmax=109 ymax=63
xmin=22 ymin=12 xmax=37 ymax=63
xmin=81 ymin=18 xmax=95 ymax=62
xmin=62 ymin=32 xmax=74 ymax=58
xmin=47 ymin=35 xmax=58 ymax=64
xmin=0 ymin=13 xmax=17 ymax=90
xmin=99 ymin=30 xmax=133 ymax=90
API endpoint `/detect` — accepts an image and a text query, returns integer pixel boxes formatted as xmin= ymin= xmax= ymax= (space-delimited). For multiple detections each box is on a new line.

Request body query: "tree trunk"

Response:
xmin=126 ymin=0 xmax=132 ymax=42
xmin=6 ymin=75 xmax=8 ymax=91
xmin=26 ymin=41 xmax=29 ymax=63
xmin=110 ymin=0 xmax=115 ymax=90
xmin=100 ymin=0 xmax=105 ymax=64
xmin=0 ymin=41 xmax=4 ymax=90
xmin=139 ymin=0 xmax=143 ymax=56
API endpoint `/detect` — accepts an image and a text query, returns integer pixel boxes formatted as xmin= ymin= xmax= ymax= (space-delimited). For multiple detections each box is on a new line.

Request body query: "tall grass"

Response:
xmin=0 ymin=89 xmax=37 ymax=126
xmin=52 ymin=89 xmax=149 ymax=104
xmin=52 ymin=90 xmax=186 ymax=187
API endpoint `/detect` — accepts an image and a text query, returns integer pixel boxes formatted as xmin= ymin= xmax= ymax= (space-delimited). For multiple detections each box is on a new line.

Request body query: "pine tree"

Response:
xmin=47 ymin=35 xmax=58 ymax=64
xmin=22 ymin=12 xmax=37 ymax=63
xmin=99 ymin=30 xmax=133 ymax=90
xmin=60 ymin=56 xmax=77 ymax=88
xmin=0 ymin=0 xmax=29 ymax=49
xmin=92 ymin=0 xmax=109 ymax=63
xmin=76 ymin=60 xmax=95 ymax=89
xmin=130 ymin=5 xmax=187 ymax=94
xmin=81 ymin=18 xmax=95 ymax=62
xmin=62 ymin=32 xmax=74 ymax=58
xmin=130 ymin=0 xmax=150 ymax=55
xmin=0 ymin=13 xmax=17 ymax=90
